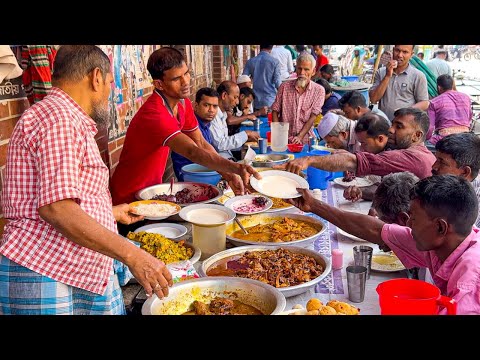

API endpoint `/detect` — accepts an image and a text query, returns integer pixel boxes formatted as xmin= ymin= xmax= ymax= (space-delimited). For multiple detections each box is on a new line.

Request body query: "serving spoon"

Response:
xmin=234 ymin=217 xmax=249 ymax=235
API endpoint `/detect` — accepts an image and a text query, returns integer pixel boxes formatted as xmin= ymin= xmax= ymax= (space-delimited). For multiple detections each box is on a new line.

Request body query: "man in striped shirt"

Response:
xmin=0 ymin=46 xmax=173 ymax=315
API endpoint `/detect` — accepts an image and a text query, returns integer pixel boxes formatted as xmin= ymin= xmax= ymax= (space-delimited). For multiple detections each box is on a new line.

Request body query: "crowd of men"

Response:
xmin=0 ymin=44 xmax=479 ymax=315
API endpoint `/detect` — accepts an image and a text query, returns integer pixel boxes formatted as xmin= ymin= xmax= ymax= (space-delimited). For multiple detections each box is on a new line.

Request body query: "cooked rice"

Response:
xmin=127 ymin=231 xmax=193 ymax=264
xmin=133 ymin=203 xmax=178 ymax=217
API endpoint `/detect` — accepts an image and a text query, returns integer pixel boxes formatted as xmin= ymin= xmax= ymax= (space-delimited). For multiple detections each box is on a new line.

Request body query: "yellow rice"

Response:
xmin=127 ymin=231 xmax=193 ymax=264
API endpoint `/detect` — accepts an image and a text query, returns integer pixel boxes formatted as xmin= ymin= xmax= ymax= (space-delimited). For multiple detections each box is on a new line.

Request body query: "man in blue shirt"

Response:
xmin=171 ymin=87 xmax=219 ymax=181
xmin=242 ymin=45 xmax=282 ymax=110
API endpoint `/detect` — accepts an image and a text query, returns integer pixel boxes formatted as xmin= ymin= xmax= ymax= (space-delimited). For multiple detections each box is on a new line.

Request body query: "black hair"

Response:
xmin=260 ymin=45 xmax=273 ymax=50
xmin=240 ymin=86 xmax=255 ymax=100
xmin=373 ymin=172 xmax=419 ymax=223
xmin=355 ymin=113 xmax=390 ymax=137
xmin=195 ymin=87 xmax=219 ymax=103
xmin=435 ymin=133 xmax=480 ymax=179
xmin=393 ymin=108 xmax=430 ymax=140
xmin=320 ymin=64 xmax=334 ymax=75
xmin=147 ymin=47 xmax=185 ymax=80
xmin=410 ymin=175 xmax=478 ymax=237
xmin=338 ymin=90 xmax=367 ymax=109
xmin=315 ymin=78 xmax=332 ymax=95
xmin=52 ymin=45 xmax=111 ymax=85
xmin=437 ymin=74 xmax=454 ymax=91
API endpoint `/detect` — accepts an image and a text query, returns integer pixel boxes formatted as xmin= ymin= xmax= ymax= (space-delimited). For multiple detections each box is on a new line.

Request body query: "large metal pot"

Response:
xmin=225 ymin=213 xmax=326 ymax=248
xmin=141 ymin=276 xmax=286 ymax=315
xmin=199 ymin=245 xmax=332 ymax=298
xmin=251 ymin=154 xmax=290 ymax=168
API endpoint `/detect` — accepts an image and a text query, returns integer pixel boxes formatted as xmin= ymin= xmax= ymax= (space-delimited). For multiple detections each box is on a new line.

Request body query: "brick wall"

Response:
xmin=0 ymin=44 xmax=250 ymax=235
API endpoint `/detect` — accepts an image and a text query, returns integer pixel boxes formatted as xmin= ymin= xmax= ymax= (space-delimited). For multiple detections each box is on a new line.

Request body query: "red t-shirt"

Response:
xmin=315 ymin=54 xmax=329 ymax=72
xmin=110 ymin=91 xmax=198 ymax=205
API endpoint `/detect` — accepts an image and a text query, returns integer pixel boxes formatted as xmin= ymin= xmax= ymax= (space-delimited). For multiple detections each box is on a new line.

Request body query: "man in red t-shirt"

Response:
xmin=110 ymin=47 xmax=259 ymax=205
xmin=312 ymin=45 xmax=329 ymax=80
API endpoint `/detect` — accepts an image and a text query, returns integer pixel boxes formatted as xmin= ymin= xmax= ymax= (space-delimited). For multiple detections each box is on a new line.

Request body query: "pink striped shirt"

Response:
xmin=0 ymin=88 xmax=116 ymax=295
xmin=427 ymin=90 xmax=473 ymax=144
xmin=271 ymin=80 xmax=324 ymax=144
xmin=382 ymin=224 xmax=480 ymax=315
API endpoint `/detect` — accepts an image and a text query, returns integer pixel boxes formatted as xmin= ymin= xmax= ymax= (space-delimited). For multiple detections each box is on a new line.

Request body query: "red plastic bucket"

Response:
xmin=376 ymin=279 xmax=456 ymax=315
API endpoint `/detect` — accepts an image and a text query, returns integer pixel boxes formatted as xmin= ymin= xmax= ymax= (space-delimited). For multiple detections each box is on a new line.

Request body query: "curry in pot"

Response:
xmin=231 ymin=217 xmax=319 ymax=242
xmin=182 ymin=297 xmax=263 ymax=315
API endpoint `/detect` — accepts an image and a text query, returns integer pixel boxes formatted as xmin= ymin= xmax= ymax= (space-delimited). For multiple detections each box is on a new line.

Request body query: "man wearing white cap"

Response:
xmin=317 ymin=112 xmax=361 ymax=153
xmin=236 ymin=74 xmax=252 ymax=89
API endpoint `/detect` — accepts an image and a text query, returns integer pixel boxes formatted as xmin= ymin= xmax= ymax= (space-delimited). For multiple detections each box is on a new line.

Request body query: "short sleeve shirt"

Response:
xmin=110 ymin=90 xmax=198 ymax=205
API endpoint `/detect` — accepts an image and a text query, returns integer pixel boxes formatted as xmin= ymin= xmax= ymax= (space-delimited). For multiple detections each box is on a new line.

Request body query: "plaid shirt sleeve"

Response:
xmin=32 ymin=111 xmax=83 ymax=208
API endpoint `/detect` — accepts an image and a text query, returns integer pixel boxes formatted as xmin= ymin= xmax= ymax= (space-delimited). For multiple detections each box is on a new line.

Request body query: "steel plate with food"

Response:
xmin=224 ymin=194 xmax=273 ymax=215
xmin=199 ymin=245 xmax=331 ymax=297
xmin=135 ymin=182 xmax=223 ymax=206
xmin=217 ymin=189 xmax=293 ymax=212
xmin=251 ymin=154 xmax=290 ymax=168
xmin=127 ymin=231 xmax=201 ymax=265
xmin=128 ymin=200 xmax=181 ymax=220
xmin=226 ymin=213 xmax=325 ymax=248
xmin=141 ymin=277 xmax=286 ymax=315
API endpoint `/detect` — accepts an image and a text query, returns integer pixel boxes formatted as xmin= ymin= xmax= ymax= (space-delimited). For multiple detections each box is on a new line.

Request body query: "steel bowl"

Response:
xmin=141 ymin=276 xmax=286 ymax=315
xmin=135 ymin=182 xmax=223 ymax=206
xmin=225 ymin=213 xmax=326 ymax=248
xmin=199 ymin=245 xmax=332 ymax=298
xmin=251 ymin=154 xmax=290 ymax=168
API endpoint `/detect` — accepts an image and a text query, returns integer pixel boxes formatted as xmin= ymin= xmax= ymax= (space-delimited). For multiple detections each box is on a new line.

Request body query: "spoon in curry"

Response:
xmin=234 ymin=217 xmax=249 ymax=235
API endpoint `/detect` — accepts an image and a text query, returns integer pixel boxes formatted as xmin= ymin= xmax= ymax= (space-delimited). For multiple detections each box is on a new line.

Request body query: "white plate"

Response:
xmin=264 ymin=204 xmax=295 ymax=213
xmin=250 ymin=170 xmax=309 ymax=199
xmin=371 ymin=251 xmax=406 ymax=272
xmin=179 ymin=204 xmax=236 ymax=226
xmin=333 ymin=177 xmax=374 ymax=188
xmin=224 ymin=195 xmax=273 ymax=215
xmin=134 ymin=223 xmax=188 ymax=239
xmin=241 ymin=120 xmax=254 ymax=126
xmin=336 ymin=227 xmax=369 ymax=242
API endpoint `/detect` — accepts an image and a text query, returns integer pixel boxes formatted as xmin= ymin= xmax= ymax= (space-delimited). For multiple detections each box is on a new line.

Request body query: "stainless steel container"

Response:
xmin=258 ymin=138 xmax=267 ymax=154
xmin=254 ymin=119 xmax=260 ymax=131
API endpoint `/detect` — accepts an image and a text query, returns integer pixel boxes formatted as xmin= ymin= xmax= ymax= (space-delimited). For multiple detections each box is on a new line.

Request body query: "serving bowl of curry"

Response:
xmin=141 ymin=276 xmax=286 ymax=315
xmin=200 ymin=246 xmax=331 ymax=297
xmin=226 ymin=213 xmax=326 ymax=248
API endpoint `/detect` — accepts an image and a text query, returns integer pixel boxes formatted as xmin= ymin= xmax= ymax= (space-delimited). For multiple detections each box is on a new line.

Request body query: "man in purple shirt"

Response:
xmin=290 ymin=175 xmax=480 ymax=314
xmin=427 ymin=74 xmax=472 ymax=145
xmin=280 ymin=108 xmax=436 ymax=180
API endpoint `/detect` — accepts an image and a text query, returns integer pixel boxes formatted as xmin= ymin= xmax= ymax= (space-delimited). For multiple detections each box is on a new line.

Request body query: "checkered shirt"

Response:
xmin=0 ymin=87 xmax=116 ymax=295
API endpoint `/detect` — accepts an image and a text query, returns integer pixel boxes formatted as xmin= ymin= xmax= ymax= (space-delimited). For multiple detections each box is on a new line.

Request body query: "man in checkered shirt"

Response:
xmin=0 ymin=46 xmax=173 ymax=315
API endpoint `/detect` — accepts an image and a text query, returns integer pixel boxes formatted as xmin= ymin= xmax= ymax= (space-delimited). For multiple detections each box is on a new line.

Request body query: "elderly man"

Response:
xmin=317 ymin=112 xmax=361 ymax=152
xmin=290 ymin=174 xmax=480 ymax=314
xmin=210 ymin=80 xmax=259 ymax=159
xmin=337 ymin=90 xmax=389 ymax=123
xmin=281 ymin=108 xmax=436 ymax=180
xmin=369 ymin=45 xmax=429 ymax=122
xmin=432 ymin=132 xmax=480 ymax=227
xmin=271 ymin=53 xmax=325 ymax=145
xmin=110 ymin=48 xmax=260 ymax=205
xmin=0 ymin=45 xmax=172 ymax=314
xmin=236 ymin=74 xmax=252 ymax=89
xmin=426 ymin=74 xmax=472 ymax=145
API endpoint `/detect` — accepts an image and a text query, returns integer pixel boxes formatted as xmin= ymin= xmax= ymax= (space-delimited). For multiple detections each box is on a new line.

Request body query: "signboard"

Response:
xmin=0 ymin=76 xmax=26 ymax=100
